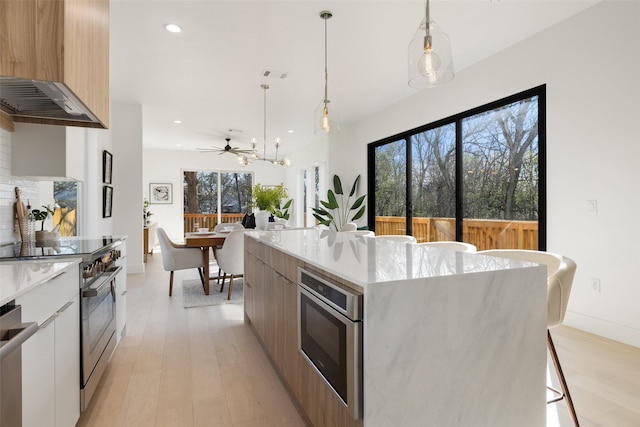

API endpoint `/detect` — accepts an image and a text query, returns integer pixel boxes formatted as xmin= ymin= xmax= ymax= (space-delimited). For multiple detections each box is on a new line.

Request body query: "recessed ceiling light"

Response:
xmin=287 ymin=130 xmax=294 ymax=133
xmin=164 ymin=23 xmax=182 ymax=33
xmin=173 ymin=120 xmax=182 ymax=124
xmin=176 ymin=143 xmax=182 ymax=147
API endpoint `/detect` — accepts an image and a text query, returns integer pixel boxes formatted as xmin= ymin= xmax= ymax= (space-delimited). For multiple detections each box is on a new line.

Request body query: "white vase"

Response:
xmin=255 ymin=209 xmax=270 ymax=231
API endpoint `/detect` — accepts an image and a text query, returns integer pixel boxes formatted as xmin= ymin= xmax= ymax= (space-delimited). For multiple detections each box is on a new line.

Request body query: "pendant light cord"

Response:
xmin=324 ymin=16 xmax=329 ymax=107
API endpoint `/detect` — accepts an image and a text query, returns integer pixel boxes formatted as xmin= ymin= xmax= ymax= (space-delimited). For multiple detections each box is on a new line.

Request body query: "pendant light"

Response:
xmin=408 ymin=0 xmax=454 ymax=88
xmin=314 ymin=10 xmax=339 ymax=134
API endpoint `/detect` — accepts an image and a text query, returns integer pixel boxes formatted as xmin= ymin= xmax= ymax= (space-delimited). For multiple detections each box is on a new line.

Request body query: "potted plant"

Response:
xmin=252 ymin=183 xmax=288 ymax=230
xmin=143 ymin=198 xmax=153 ymax=225
xmin=312 ymin=175 xmax=366 ymax=231
xmin=29 ymin=205 xmax=59 ymax=241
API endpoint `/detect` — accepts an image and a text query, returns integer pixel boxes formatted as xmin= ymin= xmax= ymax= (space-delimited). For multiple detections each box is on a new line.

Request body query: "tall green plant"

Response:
xmin=312 ymin=175 xmax=366 ymax=231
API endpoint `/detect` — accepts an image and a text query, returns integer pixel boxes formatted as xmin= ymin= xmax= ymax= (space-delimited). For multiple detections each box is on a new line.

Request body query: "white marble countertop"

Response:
xmin=247 ymin=228 xmax=537 ymax=287
xmin=0 ymin=259 xmax=81 ymax=306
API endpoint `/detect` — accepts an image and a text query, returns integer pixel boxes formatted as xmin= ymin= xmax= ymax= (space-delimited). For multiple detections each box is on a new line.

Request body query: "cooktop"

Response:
xmin=0 ymin=236 xmax=125 ymax=261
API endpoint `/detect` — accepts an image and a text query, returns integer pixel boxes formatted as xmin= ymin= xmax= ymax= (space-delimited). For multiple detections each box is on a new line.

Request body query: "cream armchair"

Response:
xmin=479 ymin=249 xmax=579 ymax=426
xmin=156 ymin=228 xmax=205 ymax=296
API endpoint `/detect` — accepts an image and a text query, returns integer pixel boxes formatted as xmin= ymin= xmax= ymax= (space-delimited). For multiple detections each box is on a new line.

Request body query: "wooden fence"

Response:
xmin=184 ymin=213 xmax=537 ymax=250
xmin=375 ymin=216 xmax=538 ymax=251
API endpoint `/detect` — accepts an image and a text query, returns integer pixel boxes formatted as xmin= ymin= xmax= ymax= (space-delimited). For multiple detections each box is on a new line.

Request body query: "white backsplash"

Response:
xmin=0 ymin=128 xmax=41 ymax=245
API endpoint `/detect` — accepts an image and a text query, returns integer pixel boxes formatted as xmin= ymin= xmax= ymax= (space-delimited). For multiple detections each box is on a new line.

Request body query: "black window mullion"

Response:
xmin=406 ymin=136 xmax=412 ymax=236
xmin=455 ymin=120 xmax=463 ymax=242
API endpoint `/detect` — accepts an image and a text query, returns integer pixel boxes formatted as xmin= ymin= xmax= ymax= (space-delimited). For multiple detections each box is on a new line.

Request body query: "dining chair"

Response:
xmin=213 ymin=222 xmax=244 ymax=233
xmin=215 ymin=229 xmax=245 ymax=300
xmin=372 ymin=235 xmax=417 ymax=243
xmin=340 ymin=222 xmax=357 ymax=232
xmin=156 ymin=227 xmax=205 ymax=296
xmin=345 ymin=230 xmax=375 ymax=237
xmin=419 ymin=241 xmax=477 ymax=252
xmin=479 ymin=249 xmax=579 ymax=427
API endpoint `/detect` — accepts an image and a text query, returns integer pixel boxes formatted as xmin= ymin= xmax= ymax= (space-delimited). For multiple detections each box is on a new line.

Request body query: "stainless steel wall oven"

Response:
xmin=80 ymin=248 xmax=121 ymax=411
xmin=298 ymin=268 xmax=363 ymax=420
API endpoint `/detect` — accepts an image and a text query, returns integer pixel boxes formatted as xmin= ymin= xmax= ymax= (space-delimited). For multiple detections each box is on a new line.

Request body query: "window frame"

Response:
xmin=367 ymin=85 xmax=547 ymax=250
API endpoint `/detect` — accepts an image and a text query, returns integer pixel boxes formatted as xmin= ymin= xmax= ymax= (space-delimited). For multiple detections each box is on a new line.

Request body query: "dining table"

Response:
xmin=184 ymin=232 xmax=227 ymax=295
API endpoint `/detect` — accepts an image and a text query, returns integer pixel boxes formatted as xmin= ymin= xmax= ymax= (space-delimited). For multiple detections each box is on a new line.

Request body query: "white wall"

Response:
xmin=112 ymin=103 xmax=144 ymax=272
xmin=143 ymin=148 xmax=287 ymax=240
xmin=323 ymin=1 xmax=640 ymax=346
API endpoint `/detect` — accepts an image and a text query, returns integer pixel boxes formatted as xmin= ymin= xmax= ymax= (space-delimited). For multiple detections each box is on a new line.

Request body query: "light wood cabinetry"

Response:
xmin=244 ymin=236 xmax=363 ymax=427
xmin=0 ymin=0 xmax=109 ymax=128
xmin=17 ymin=263 xmax=81 ymax=427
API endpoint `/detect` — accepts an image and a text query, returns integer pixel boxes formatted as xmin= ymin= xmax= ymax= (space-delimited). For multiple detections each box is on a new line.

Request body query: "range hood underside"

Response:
xmin=0 ymin=77 xmax=104 ymax=128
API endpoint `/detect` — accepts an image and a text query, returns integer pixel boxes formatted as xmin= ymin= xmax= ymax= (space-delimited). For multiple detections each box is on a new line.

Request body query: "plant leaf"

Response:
xmin=349 ymin=175 xmax=361 ymax=197
xmin=351 ymin=205 xmax=366 ymax=221
xmin=281 ymin=199 xmax=293 ymax=209
xmin=333 ymin=175 xmax=343 ymax=195
xmin=350 ymin=195 xmax=366 ymax=210
xmin=312 ymin=207 xmax=329 ymax=216
xmin=326 ymin=190 xmax=339 ymax=209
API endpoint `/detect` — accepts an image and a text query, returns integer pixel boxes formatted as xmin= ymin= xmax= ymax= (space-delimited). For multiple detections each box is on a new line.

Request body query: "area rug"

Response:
xmin=182 ymin=278 xmax=244 ymax=308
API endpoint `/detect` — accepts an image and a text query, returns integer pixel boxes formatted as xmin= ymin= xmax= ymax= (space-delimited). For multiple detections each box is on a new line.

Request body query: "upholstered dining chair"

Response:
xmin=340 ymin=222 xmax=357 ymax=232
xmin=479 ymin=249 xmax=579 ymax=427
xmin=213 ymin=222 xmax=244 ymax=233
xmin=372 ymin=235 xmax=417 ymax=243
xmin=156 ymin=227 xmax=205 ymax=296
xmin=419 ymin=241 xmax=477 ymax=252
xmin=215 ymin=229 xmax=245 ymax=300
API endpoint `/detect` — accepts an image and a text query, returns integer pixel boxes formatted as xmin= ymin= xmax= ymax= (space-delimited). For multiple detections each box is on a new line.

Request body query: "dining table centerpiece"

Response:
xmin=252 ymin=183 xmax=288 ymax=230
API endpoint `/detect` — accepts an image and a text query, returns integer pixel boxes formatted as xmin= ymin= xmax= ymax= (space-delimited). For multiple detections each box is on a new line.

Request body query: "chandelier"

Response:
xmin=239 ymin=84 xmax=290 ymax=167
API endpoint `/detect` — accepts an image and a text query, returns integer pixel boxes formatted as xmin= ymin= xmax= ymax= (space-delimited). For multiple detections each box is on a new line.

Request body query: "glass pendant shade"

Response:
xmin=314 ymin=99 xmax=339 ymax=134
xmin=408 ymin=18 xmax=454 ymax=88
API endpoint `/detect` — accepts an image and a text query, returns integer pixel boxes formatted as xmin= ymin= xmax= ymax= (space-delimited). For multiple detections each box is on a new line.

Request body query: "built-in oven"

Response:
xmin=298 ymin=267 xmax=363 ymax=420
xmin=80 ymin=250 xmax=121 ymax=411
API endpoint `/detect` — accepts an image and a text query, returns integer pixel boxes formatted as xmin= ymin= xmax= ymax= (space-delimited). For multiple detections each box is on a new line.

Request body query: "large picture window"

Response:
xmin=368 ymin=86 xmax=545 ymax=250
xmin=182 ymin=170 xmax=253 ymax=231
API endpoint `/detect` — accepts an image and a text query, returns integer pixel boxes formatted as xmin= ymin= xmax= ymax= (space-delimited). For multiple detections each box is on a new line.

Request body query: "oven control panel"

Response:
xmin=298 ymin=268 xmax=362 ymax=321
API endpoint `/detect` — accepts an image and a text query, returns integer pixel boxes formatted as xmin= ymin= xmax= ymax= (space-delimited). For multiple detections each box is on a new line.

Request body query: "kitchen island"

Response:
xmin=244 ymin=229 xmax=547 ymax=427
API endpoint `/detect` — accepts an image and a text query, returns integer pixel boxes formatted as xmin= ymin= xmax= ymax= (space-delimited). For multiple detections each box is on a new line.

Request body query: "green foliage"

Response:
xmin=312 ymin=175 xmax=366 ymax=231
xmin=252 ymin=183 xmax=288 ymax=213
xmin=274 ymin=198 xmax=293 ymax=220
xmin=29 ymin=205 xmax=54 ymax=231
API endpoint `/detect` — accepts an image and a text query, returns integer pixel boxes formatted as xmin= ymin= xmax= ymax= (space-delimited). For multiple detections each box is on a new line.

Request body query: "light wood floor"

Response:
xmin=77 ymin=252 xmax=640 ymax=427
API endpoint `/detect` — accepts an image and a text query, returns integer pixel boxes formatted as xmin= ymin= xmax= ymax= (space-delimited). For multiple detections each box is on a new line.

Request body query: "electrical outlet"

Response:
xmin=587 ymin=200 xmax=598 ymax=214
xmin=590 ymin=278 xmax=601 ymax=293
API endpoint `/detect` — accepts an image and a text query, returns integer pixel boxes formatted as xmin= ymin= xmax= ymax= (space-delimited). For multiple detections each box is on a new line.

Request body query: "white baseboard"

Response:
xmin=564 ymin=311 xmax=640 ymax=348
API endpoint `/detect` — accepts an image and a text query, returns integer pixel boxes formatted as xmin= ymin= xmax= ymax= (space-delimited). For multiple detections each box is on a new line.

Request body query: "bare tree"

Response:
xmin=184 ymin=171 xmax=199 ymax=213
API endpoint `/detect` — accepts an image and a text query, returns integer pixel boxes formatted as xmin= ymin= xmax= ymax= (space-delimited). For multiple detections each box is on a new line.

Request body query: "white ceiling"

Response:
xmin=110 ymin=0 xmax=600 ymax=156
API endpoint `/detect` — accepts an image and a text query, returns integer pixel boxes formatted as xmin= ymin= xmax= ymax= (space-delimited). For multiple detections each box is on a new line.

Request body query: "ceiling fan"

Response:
xmin=196 ymin=137 xmax=254 ymax=156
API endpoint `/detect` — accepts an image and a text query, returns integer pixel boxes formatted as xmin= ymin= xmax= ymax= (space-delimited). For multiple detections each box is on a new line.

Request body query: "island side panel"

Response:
xmin=363 ymin=267 xmax=547 ymax=427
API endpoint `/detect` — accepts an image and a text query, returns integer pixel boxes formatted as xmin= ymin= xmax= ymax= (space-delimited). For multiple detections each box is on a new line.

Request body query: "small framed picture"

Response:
xmin=150 ymin=183 xmax=173 ymax=204
xmin=103 ymin=186 xmax=113 ymax=218
xmin=103 ymin=150 xmax=113 ymax=184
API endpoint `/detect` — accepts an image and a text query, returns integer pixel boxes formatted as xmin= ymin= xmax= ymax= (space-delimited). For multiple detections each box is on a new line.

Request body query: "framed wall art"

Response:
xmin=103 ymin=186 xmax=113 ymax=218
xmin=103 ymin=150 xmax=113 ymax=184
xmin=149 ymin=183 xmax=173 ymax=204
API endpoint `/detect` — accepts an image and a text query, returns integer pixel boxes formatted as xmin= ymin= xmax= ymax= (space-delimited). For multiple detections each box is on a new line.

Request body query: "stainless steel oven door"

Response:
xmin=298 ymin=286 xmax=362 ymax=420
xmin=80 ymin=266 xmax=119 ymax=410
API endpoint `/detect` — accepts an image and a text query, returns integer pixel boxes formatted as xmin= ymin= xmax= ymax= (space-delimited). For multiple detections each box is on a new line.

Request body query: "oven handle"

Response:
xmin=82 ymin=265 xmax=122 ymax=298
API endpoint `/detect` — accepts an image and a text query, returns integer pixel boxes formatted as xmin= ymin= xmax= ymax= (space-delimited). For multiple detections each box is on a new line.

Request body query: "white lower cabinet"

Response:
xmin=116 ymin=255 xmax=127 ymax=341
xmin=17 ymin=263 xmax=81 ymax=427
